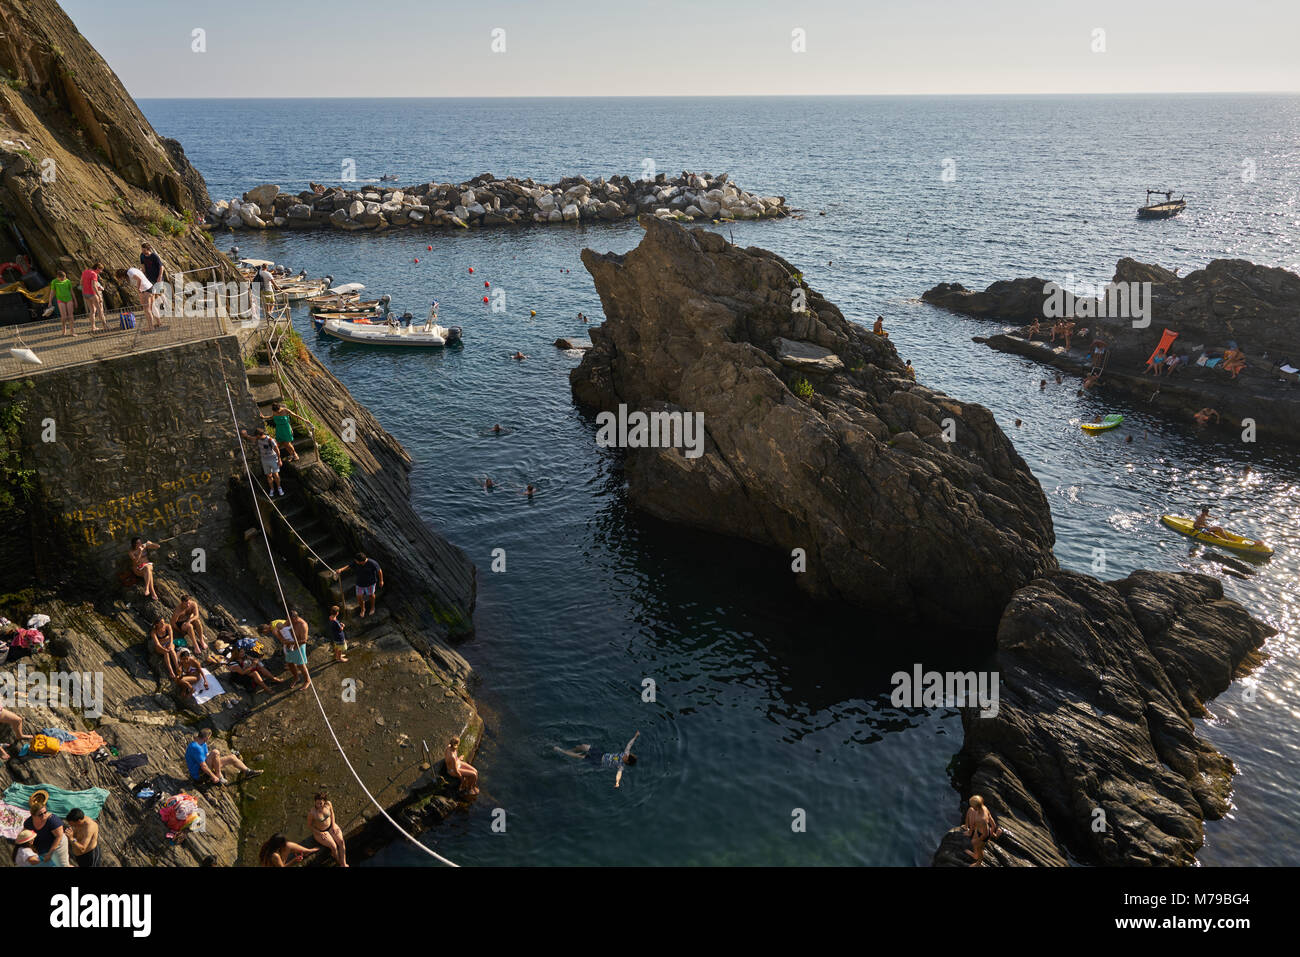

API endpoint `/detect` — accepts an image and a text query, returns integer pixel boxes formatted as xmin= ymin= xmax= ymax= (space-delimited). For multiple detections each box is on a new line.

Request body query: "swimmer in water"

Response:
xmin=525 ymin=484 xmax=535 ymax=498
xmin=1039 ymin=380 xmax=1046 ymax=390
xmin=513 ymin=351 xmax=527 ymax=361
xmin=492 ymin=424 xmax=503 ymax=433
xmin=483 ymin=478 xmax=495 ymax=490
xmin=555 ymin=731 xmax=640 ymax=788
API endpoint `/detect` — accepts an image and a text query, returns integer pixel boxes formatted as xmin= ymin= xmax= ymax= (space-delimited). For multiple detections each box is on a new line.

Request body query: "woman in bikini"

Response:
xmin=129 ymin=537 xmax=160 ymax=600
xmin=149 ymin=617 xmax=181 ymax=680
xmin=173 ymin=649 xmax=207 ymax=699
xmin=307 ymin=791 xmax=347 ymax=867
xmin=444 ymin=736 xmax=479 ymax=797
xmin=963 ymin=794 xmax=1002 ymax=866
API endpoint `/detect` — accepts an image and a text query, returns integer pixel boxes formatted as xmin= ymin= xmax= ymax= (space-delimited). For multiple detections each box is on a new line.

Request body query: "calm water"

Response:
xmin=144 ymin=96 xmax=1300 ymax=866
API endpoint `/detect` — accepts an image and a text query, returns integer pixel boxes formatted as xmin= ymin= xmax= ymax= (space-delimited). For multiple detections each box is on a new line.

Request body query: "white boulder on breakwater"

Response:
xmin=206 ymin=172 xmax=792 ymax=232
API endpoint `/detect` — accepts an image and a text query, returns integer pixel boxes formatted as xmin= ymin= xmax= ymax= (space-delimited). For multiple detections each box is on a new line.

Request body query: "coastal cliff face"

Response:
xmin=0 ymin=0 xmax=229 ymax=303
xmin=933 ymin=570 xmax=1272 ymax=867
xmin=573 ymin=217 xmax=1057 ymax=631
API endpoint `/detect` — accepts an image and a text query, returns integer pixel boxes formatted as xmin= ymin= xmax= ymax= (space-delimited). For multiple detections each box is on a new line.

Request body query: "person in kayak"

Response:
xmin=1193 ymin=506 xmax=1228 ymax=538
xmin=555 ymin=731 xmax=640 ymax=788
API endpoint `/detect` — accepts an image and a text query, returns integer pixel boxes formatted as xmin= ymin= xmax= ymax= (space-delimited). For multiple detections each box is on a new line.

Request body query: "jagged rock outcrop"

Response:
xmin=573 ymin=217 xmax=1057 ymax=631
xmin=0 ymin=0 xmax=234 ymax=306
xmin=933 ymin=570 xmax=1273 ymax=867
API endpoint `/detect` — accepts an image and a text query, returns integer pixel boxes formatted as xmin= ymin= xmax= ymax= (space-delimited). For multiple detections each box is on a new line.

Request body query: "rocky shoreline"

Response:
xmin=209 ymin=172 xmax=792 ymax=233
xmin=574 ymin=219 xmax=1275 ymax=865
xmin=922 ymin=258 xmax=1300 ymax=444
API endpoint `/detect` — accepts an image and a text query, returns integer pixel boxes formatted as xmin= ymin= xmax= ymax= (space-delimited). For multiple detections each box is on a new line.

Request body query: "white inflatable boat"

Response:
xmin=318 ymin=317 xmax=462 ymax=347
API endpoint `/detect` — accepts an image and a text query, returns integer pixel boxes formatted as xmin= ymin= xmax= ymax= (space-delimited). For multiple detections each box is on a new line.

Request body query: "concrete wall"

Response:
xmin=18 ymin=335 xmax=252 ymax=584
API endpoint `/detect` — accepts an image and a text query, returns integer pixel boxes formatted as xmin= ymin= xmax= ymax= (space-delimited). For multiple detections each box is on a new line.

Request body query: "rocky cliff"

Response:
xmin=933 ymin=570 xmax=1272 ymax=866
xmin=573 ymin=216 xmax=1057 ymax=631
xmin=0 ymin=0 xmax=231 ymax=305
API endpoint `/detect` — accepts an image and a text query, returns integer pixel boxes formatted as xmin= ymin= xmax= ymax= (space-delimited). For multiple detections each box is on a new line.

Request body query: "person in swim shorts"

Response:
xmin=333 ymin=552 xmax=383 ymax=619
xmin=963 ymin=794 xmax=1002 ymax=866
xmin=555 ymin=731 xmax=640 ymax=788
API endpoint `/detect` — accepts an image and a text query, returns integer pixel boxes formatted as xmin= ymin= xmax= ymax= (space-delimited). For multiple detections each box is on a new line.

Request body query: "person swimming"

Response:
xmin=555 ymin=731 xmax=639 ymax=788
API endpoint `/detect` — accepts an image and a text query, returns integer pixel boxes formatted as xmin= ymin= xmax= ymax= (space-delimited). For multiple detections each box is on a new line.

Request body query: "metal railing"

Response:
xmin=1 ymin=310 xmax=231 ymax=379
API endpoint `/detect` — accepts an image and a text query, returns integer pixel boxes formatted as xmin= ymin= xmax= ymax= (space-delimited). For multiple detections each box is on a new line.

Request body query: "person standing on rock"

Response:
xmin=334 ymin=552 xmax=383 ymax=619
xmin=963 ymin=795 xmax=1002 ymax=866
xmin=264 ymin=402 xmax=307 ymax=464
xmin=327 ymin=605 xmax=348 ymax=663
xmin=288 ymin=609 xmax=313 ymax=691
xmin=81 ymin=261 xmax=107 ymax=332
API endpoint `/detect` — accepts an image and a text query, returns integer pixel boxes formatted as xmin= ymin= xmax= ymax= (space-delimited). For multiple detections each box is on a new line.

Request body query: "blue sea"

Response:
xmin=143 ymin=95 xmax=1300 ymax=866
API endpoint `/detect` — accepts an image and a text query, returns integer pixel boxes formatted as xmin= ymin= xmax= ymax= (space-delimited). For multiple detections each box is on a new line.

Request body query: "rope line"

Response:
xmin=222 ymin=380 xmax=459 ymax=867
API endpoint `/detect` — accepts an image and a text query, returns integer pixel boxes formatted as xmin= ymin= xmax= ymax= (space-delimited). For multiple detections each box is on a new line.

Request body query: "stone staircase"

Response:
xmin=242 ymin=363 xmax=388 ymax=635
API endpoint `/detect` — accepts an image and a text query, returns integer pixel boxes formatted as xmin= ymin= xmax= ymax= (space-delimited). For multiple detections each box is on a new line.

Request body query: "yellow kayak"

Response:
xmin=1160 ymin=515 xmax=1273 ymax=557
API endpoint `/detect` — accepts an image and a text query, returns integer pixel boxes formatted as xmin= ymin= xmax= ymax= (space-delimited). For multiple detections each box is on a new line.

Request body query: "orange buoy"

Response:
xmin=529 ymin=310 xmax=536 ymax=316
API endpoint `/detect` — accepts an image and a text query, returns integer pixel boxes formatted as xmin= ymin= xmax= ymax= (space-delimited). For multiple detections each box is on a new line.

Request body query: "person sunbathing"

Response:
xmin=150 ymin=618 xmax=181 ymax=680
xmin=128 ymin=537 xmax=160 ymax=600
xmin=1025 ymin=318 xmax=1040 ymax=339
xmin=173 ymin=649 xmax=207 ymax=698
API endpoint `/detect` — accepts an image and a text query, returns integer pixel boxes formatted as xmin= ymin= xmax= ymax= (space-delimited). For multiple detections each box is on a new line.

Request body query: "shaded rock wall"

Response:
xmin=573 ymin=216 xmax=1056 ymax=631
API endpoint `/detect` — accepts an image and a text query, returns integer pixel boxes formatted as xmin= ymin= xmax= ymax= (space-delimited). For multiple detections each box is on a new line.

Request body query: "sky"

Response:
xmin=62 ymin=0 xmax=1300 ymax=98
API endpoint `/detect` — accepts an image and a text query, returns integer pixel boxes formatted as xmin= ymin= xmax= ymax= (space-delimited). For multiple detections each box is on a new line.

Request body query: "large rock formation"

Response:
xmin=922 ymin=257 xmax=1300 ymax=445
xmin=573 ymin=217 xmax=1057 ymax=631
xmin=933 ymin=570 xmax=1273 ymax=867
xmin=0 ymin=0 xmax=234 ymax=307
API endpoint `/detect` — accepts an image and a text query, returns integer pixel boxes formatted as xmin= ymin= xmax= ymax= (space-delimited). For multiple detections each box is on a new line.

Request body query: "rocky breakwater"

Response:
xmin=933 ymin=570 xmax=1273 ymax=866
xmin=923 ymin=258 xmax=1300 ymax=443
xmin=571 ymin=216 xmax=1057 ymax=632
xmin=210 ymin=171 xmax=791 ymax=233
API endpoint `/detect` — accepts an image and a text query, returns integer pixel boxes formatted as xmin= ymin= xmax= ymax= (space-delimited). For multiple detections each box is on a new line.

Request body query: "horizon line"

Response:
xmin=135 ymin=90 xmax=1300 ymax=101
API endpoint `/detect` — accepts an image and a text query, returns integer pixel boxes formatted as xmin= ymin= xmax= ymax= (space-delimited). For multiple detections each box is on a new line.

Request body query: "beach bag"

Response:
xmin=32 ymin=734 xmax=62 ymax=755
xmin=11 ymin=627 xmax=43 ymax=649
xmin=120 ymin=311 xmax=135 ymax=330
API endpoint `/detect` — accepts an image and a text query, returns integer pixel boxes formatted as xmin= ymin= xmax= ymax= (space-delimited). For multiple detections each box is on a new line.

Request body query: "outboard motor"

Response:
xmin=444 ymin=326 xmax=462 ymax=344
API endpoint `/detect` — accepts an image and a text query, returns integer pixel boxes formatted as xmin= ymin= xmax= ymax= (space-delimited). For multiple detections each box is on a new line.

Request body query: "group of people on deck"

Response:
xmin=45 ymin=242 xmax=169 ymax=336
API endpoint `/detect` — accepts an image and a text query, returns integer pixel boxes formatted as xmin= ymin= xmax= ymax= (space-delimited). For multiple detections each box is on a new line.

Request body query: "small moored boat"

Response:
xmin=318 ymin=317 xmax=462 ymax=347
xmin=1137 ymin=188 xmax=1186 ymax=220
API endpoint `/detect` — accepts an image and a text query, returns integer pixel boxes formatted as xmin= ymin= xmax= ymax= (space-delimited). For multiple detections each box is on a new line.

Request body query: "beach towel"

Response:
xmin=1206 ymin=357 xmax=1222 ymax=368
xmin=108 ymin=753 xmax=149 ymax=775
xmin=0 ymin=801 xmax=28 ymax=839
xmin=60 ymin=731 xmax=107 ymax=756
xmin=191 ymin=669 xmax=226 ymax=705
xmin=40 ymin=727 xmax=76 ymax=743
xmin=2 ymin=783 xmax=110 ymax=820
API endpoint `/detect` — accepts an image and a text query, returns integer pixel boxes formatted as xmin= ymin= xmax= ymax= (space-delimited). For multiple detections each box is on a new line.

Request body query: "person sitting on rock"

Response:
xmin=173 ymin=648 xmax=207 ymax=699
xmin=128 ymin=537 xmax=161 ymax=600
xmin=904 ymin=360 xmax=916 ymax=380
xmin=1193 ymin=506 xmax=1228 ymax=538
xmin=307 ymin=791 xmax=347 ymax=867
xmin=0 ymin=707 xmax=34 ymax=761
xmin=228 ymin=645 xmax=284 ymax=694
xmin=171 ymin=595 xmax=212 ymax=660
xmin=873 ymin=315 xmax=888 ymax=337
xmin=1222 ymin=347 xmax=1247 ymax=378
xmin=1194 ymin=407 xmax=1220 ymax=426
xmin=962 ymin=794 xmax=1002 ymax=866
xmin=186 ymin=727 xmax=262 ymax=786
xmin=149 ymin=617 xmax=181 ymax=680
xmin=260 ymin=834 xmax=318 ymax=866
xmin=1025 ymin=318 xmax=1040 ymax=339
xmin=444 ymin=736 xmax=479 ymax=797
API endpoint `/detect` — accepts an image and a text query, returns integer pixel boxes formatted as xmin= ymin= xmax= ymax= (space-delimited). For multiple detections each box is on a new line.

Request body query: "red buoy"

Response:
xmin=484 ymin=281 xmax=490 ymax=287
xmin=468 ymin=267 xmax=474 ymax=274
xmin=482 ymin=296 xmax=489 ymax=303
xmin=414 ymin=258 xmax=420 ymax=263
xmin=427 ymin=245 xmax=432 ymax=251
